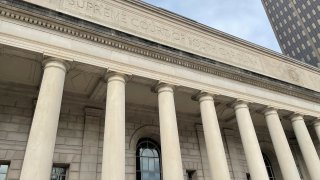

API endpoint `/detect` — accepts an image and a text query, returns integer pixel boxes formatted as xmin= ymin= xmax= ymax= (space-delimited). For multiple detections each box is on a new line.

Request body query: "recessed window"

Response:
xmin=136 ymin=138 xmax=161 ymax=180
xmin=0 ymin=162 xmax=9 ymax=180
xmin=246 ymin=173 xmax=251 ymax=180
xmin=51 ymin=164 xmax=68 ymax=180
xmin=263 ymin=154 xmax=276 ymax=180
xmin=186 ymin=170 xmax=197 ymax=180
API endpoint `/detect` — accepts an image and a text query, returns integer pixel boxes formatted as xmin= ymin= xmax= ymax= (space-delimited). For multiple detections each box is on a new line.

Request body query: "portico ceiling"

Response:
xmin=0 ymin=44 xmax=302 ymax=132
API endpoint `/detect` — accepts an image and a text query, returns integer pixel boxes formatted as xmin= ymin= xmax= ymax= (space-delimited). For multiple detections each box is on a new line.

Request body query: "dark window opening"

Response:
xmin=246 ymin=173 xmax=251 ymax=180
xmin=263 ymin=153 xmax=276 ymax=180
xmin=51 ymin=164 xmax=68 ymax=180
xmin=186 ymin=170 xmax=196 ymax=180
xmin=136 ymin=138 xmax=161 ymax=180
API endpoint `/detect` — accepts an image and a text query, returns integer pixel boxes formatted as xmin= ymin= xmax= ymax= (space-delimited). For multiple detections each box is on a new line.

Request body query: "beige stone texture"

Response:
xmin=197 ymin=94 xmax=231 ymax=180
xmin=233 ymin=101 xmax=269 ymax=180
xmin=0 ymin=1 xmax=320 ymax=180
xmin=264 ymin=108 xmax=300 ymax=180
xmin=23 ymin=0 xmax=320 ymax=93
xmin=291 ymin=115 xmax=320 ymax=180
xmin=101 ymin=73 xmax=126 ymax=180
xmin=0 ymin=87 xmax=318 ymax=180
xmin=155 ymin=84 xmax=184 ymax=180
xmin=20 ymin=60 xmax=68 ymax=180
xmin=0 ymin=17 xmax=319 ymax=118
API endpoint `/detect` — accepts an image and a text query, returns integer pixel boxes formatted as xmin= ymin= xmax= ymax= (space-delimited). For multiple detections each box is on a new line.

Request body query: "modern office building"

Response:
xmin=0 ymin=0 xmax=319 ymax=180
xmin=262 ymin=0 xmax=320 ymax=68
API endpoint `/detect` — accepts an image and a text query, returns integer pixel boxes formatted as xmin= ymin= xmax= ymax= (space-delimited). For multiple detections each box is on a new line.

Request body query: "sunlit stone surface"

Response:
xmin=0 ymin=0 xmax=318 ymax=180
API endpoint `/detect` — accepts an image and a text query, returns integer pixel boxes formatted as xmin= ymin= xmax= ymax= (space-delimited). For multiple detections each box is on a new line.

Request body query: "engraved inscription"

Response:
xmin=62 ymin=0 xmax=262 ymax=71
xmin=15 ymin=0 xmax=320 ymax=92
xmin=63 ymin=0 xmax=214 ymax=52
xmin=63 ymin=0 xmax=127 ymax=26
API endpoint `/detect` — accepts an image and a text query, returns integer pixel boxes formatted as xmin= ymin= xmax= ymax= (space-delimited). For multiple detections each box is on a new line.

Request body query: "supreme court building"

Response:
xmin=0 ymin=0 xmax=319 ymax=180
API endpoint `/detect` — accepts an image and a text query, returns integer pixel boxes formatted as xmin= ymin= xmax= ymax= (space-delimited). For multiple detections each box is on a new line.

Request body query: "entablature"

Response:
xmin=17 ymin=0 xmax=320 ymax=92
xmin=0 ymin=1 xmax=319 ymax=117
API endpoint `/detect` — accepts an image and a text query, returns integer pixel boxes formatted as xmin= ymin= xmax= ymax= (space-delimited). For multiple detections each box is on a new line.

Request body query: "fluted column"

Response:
xmin=20 ymin=58 xmax=69 ymax=180
xmin=196 ymin=93 xmax=231 ymax=180
xmin=101 ymin=73 xmax=127 ymax=180
xmin=233 ymin=101 xmax=269 ymax=180
xmin=313 ymin=119 xmax=320 ymax=143
xmin=264 ymin=108 xmax=300 ymax=180
xmin=291 ymin=114 xmax=320 ymax=180
xmin=154 ymin=83 xmax=184 ymax=180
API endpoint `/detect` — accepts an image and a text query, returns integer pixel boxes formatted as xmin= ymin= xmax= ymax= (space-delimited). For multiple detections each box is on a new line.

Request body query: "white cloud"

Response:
xmin=144 ymin=0 xmax=281 ymax=53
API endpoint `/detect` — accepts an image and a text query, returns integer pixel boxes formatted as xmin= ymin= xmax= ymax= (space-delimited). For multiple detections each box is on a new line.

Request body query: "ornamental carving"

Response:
xmin=0 ymin=4 xmax=320 ymax=103
xmin=287 ymin=67 xmax=301 ymax=83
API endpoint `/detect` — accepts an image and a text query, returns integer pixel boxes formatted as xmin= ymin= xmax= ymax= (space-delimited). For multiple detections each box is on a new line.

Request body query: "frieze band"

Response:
xmin=0 ymin=2 xmax=319 ymax=104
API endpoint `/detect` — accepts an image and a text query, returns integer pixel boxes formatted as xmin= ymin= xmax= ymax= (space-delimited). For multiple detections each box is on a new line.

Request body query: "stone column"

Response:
xmin=154 ymin=83 xmax=184 ymax=180
xmin=291 ymin=114 xmax=320 ymax=180
xmin=20 ymin=58 xmax=69 ymax=180
xmin=101 ymin=73 xmax=127 ymax=180
xmin=196 ymin=93 xmax=231 ymax=180
xmin=313 ymin=119 xmax=320 ymax=143
xmin=263 ymin=108 xmax=300 ymax=180
xmin=233 ymin=101 xmax=269 ymax=180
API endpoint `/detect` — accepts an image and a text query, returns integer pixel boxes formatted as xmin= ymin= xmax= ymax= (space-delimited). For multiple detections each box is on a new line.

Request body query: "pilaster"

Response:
xmin=79 ymin=108 xmax=103 ymax=180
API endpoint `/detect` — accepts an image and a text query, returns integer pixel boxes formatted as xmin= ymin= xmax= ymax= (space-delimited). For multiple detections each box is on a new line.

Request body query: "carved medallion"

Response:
xmin=287 ymin=67 xmax=300 ymax=83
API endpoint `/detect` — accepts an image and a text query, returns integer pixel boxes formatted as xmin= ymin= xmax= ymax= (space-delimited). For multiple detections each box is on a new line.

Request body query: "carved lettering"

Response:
xmin=61 ymin=0 xmax=262 ymax=71
xmin=64 ymin=0 xmax=127 ymax=26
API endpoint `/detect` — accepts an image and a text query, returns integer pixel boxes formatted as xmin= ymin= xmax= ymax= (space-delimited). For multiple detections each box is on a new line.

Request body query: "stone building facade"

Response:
xmin=0 ymin=0 xmax=319 ymax=180
xmin=262 ymin=0 xmax=320 ymax=67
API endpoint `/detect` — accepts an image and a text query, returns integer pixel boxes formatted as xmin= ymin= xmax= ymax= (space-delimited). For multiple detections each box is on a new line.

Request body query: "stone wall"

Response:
xmin=223 ymin=128 xmax=248 ymax=180
xmin=122 ymin=106 xmax=206 ymax=180
xmin=53 ymin=103 xmax=85 ymax=180
xmin=0 ymin=92 xmax=33 ymax=180
xmin=0 ymin=92 xmax=317 ymax=180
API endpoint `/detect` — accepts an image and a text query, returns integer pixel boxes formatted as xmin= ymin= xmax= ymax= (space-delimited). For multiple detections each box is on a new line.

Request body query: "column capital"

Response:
xmin=290 ymin=113 xmax=304 ymax=123
xmin=191 ymin=91 xmax=217 ymax=102
xmin=151 ymin=82 xmax=176 ymax=94
xmin=43 ymin=57 xmax=71 ymax=72
xmin=262 ymin=107 xmax=278 ymax=116
xmin=20 ymin=57 xmax=67 ymax=180
xmin=102 ymin=71 xmax=126 ymax=180
xmin=290 ymin=114 xmax=320 ymax=179
xmin=264 ymin=108 xmax=301 ymax=180
xmin=233 ymin=99 xmax=269 ymax=179
xmin=104 ymin=72 xmax=130 ymax=84
xmin=231 ymin=99 xmax=249 ymax=110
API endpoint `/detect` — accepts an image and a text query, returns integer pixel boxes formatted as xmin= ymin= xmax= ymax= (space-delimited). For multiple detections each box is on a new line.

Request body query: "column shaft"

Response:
xmin=101 ymin=73 xmax=126 ymax=180
xmin=20 ymin=59 xmax=68 ymax=180
xmin=264 ymin=109 xmax=300 ymax=180
xmin=313 ymin=120 xmax=320 ymax=143
xmin=156 ymin=84 xmax=184 ymax=180
xmin=234 ymin=101 xmax=269 ymax=180
xmin=291 ymin=115 xmax=320 ymax=180
xmin=198 ymin=94 xmax=231 ymax=180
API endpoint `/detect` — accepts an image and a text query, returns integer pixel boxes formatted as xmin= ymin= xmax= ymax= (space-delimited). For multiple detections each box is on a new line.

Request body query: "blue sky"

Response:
xmin=144 ymin=0 xmax=282 ymax=53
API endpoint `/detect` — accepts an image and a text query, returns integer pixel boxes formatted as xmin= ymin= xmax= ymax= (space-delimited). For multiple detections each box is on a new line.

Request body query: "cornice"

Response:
xmin=0 ymin=1 xmax=320 ymax=104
